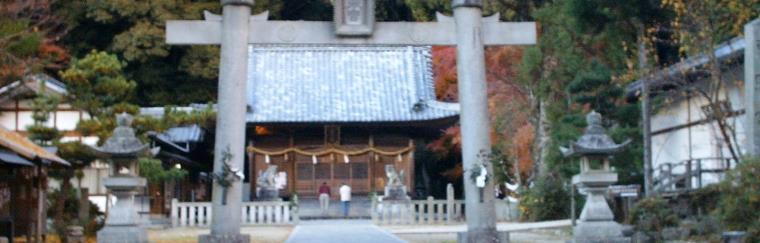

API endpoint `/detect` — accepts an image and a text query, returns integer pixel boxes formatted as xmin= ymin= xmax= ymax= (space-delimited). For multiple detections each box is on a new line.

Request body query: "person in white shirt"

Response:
xmin=339 ymin=183 xmax=351 ymax=217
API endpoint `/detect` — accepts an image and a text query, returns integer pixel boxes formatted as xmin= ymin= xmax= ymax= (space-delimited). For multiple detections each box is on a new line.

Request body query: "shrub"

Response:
xmin=713 ymin=157 xmax=760 ymax=241
xmin=47 ymin=187 xmax=103 ymax=239
xmin=520 ymin=172 xmax=572 ymax=221
xmin=689 ymin=184 xmax=721 ymax=215
xmin=628 ymin=197 xmax=680 ymax=240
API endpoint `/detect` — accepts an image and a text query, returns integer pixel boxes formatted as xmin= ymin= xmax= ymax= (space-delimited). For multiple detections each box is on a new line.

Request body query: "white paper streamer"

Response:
xmin=312 ymin=155 xmax=318 ymax=164
xmin=344 ymin=154 xmax=350 ymax=163
xmin=265 ymin=154 xmax=271 ymax=164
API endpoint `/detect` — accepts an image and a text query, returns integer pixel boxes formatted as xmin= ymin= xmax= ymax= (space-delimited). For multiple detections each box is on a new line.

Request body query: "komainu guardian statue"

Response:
xmin=383 ymin=164 xmax=409 ymax=200
xmin=256 ymin=165 xmax=280 ymax=201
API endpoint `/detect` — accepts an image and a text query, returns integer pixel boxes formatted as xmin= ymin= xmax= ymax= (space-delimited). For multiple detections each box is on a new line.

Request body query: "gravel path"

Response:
xmin=148 ymin=226 xmax=293 ymax=243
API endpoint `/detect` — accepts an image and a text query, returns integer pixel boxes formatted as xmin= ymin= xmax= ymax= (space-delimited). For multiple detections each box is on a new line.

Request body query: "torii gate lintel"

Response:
xmin=167 ymin=11 xmax=536 ymax=46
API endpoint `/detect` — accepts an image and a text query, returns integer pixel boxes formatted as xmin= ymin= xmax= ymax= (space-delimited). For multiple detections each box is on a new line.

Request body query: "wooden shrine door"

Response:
xmin=294 ymin=160 xmax=370 ymax=197
xmin=295 ymin=161 xmax=315 ymax=196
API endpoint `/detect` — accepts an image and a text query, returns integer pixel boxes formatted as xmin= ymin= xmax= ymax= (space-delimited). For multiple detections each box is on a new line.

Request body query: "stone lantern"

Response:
xmin=560 ymin=111 xmax=631 ymax=242
xmin=90 ymin=113 xmax=155 ymax=243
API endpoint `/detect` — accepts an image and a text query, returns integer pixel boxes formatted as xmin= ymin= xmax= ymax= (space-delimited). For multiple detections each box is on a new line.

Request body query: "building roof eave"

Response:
xmin=0 ymin=125 xmax=70 ymax=166
xmin=625 ymin=36 xmax=745 ymax=102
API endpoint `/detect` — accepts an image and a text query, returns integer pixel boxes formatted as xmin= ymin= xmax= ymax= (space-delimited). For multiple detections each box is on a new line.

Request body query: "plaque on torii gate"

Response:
xmin=166 ymin=0 xmax=535 ymax=242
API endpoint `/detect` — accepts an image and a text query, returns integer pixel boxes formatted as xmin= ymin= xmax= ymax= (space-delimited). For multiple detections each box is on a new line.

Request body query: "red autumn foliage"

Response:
xmin=511 ymin=123 xmax=535 ymax=180
xmin=429 ymin=46 xmax=534 ymax=181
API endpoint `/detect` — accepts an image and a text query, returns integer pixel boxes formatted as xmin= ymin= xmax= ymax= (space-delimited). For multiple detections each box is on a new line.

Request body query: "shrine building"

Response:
xmin=245 ymin=45 xmax=459 ymax=198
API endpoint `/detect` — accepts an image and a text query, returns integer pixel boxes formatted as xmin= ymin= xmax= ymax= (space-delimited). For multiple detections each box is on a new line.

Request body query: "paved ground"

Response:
xmin=385 ymin=219 xmax=572 ymax=243
xmin=285 ymin=220 xmax=405 ymax=243
xmin=396 ymin=229 xmax=571 ymax=243
xmin=298 ymin=196 xmax=372 ymax=219
xmin=383 ymin=219 xmax=572 ymax=234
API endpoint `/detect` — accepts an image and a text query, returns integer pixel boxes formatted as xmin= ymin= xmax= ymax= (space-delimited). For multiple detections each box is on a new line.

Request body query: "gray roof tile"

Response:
xmin=246 ymin=45 xmax=459 ymax=123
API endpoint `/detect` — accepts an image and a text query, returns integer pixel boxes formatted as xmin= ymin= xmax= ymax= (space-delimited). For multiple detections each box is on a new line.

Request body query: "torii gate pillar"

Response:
xmin=452 ymin=1 xmax=501 ymax=242
xmin=199 ymin=0 xmax=251 ymax=242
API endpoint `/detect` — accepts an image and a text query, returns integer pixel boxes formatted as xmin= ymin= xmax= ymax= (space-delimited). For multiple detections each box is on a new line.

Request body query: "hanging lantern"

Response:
xmin=312 ymin=155 xmax=318 ymax=164
xmin=344 ymin=154 xmax=350 ymax=163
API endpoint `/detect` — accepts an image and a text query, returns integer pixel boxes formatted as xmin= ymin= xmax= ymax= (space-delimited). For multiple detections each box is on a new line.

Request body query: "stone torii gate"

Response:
xmin=166 ymin=0 xmax=536 ymax=242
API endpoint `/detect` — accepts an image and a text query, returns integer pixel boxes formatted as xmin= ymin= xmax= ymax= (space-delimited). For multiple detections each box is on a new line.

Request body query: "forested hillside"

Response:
xmin=3 ymin=0 xmax=759 ymax=222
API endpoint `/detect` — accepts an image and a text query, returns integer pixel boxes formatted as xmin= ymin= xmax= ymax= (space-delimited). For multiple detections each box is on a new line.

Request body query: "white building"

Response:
xmin=0 ymin=74 xmax=110 ymax=208
xmin=627 ymin=37 xmax=745 ymax=193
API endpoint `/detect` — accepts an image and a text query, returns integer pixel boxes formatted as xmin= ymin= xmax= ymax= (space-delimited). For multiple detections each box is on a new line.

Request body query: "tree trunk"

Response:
xmin=701 ymin=35 xmax=741 ymax=163
xmin=638 ymin=25 xmax=654 ymax=197
xmin=531 ymin=99 xmax=550 ymax=182
xmin=54 ymin=172 xmax=73 ymax=242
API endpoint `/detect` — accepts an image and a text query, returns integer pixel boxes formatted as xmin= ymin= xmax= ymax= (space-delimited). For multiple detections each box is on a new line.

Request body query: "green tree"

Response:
xmin=27 ymin=94 xmax=62 ymax=145
xmin=139 ymin=158 xmax=188 ymax=184
xmin=0 ymin=1 xmax=69 ymax=85
xmin=511 ymin=0 xmax=676 ymax=220
xmin=59 ymin=50 xmax=136 ymax=118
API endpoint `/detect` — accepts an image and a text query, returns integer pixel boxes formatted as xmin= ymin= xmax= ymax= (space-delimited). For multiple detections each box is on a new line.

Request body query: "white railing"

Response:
xmin=371 ymin=183 xmax=520 ymax=225
xmin=372 ymin=196 xmax=465 ymax=225
xmin=170 ymin=199 xmax=299 ymax=227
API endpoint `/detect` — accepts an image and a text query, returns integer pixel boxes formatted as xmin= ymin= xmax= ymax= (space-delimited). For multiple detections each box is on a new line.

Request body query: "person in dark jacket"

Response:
xmin=318 ymin=182 xmax=331 ymax=214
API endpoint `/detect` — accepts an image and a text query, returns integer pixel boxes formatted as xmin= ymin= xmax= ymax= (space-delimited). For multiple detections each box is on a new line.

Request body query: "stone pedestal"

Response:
xmin=66 ymin=226 xmax=85 ymax=243
xmin=97 ymin=177 xmax=148 ymax=243
xmin=198 ymin=234 xmax=251 ymax=243
xmin=571 ymin=172 xmax=630 ymax=243
xmin=384 ymin=185 xmax=410 ymax=200
xmin=257 ymin=187 xmax=280 ymax=201
xmin=377 ymin=198 xmax=412 ymax=224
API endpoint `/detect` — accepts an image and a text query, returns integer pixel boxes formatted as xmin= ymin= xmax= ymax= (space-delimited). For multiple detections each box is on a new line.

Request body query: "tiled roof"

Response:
xmin=139 ymin=104 xmax=213 ymax=118
xmin=0 ymin=74 xmax=67 ymax=104
xmin=0 ymin=125 xmax=69 ymax=166
xmin=246 ymin=45 xmax=459 ymax=123
xmin=161 ymin=125 xmax=204 ymax=143
xmin=0 ymin=149 xmax=35 ymax=166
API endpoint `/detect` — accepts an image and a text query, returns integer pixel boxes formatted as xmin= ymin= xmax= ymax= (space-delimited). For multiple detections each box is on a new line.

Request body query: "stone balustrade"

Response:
xmin=170 ymin=199 xmax=299 ymax=227
xmin=372 ymin=196 xmax=465 ymax=225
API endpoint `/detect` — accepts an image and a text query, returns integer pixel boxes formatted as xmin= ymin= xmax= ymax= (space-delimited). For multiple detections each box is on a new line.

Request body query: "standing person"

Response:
xmin=318 ymin=182 xmax=331 ymax=214
xmin=339 ymin=183 xmax=351 ymax=217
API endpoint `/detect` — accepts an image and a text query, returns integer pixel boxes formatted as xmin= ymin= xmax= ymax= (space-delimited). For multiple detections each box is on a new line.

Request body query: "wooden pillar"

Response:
xmin=407 ymin=139 xmax=415 ymax=196
xmin=369 ymin=134 xmax=376 ymax=193
xmin=288 ymin=130 xmax=296 ymax=196
xmin=248 ymin=141 xmax=256 ymax=199
xmin=35 ymin=166 xmax=45 ymax=243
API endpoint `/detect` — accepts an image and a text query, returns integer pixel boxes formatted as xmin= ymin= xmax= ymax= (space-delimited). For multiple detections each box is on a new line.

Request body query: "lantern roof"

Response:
xmin=560 ymin=111 xmax=630 ymax=157
xmin=90 ymin=113 xmax=153 ymax=158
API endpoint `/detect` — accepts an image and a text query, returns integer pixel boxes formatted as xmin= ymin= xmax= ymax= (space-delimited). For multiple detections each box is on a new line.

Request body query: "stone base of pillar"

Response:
xmin=66 ymin=226 xmax=85 ymax=243
xmin=572 ymin=221 xmax=631 ymax=243
xmin=97 ymin=225 xmax=148 ymax=243
xmin=457 ymin=230 xmax=509 ymax=243
xmin=199 ymin=234 xmax=251 ymax=243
